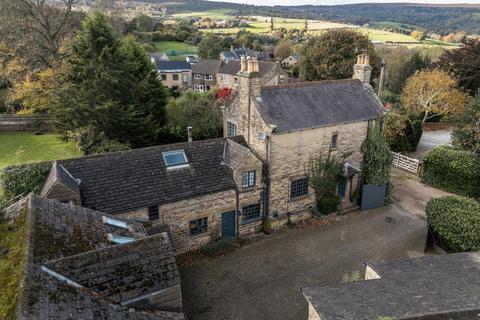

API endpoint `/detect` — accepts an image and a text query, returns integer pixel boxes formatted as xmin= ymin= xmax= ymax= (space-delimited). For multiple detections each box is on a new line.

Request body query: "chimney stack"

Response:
xmin=353 ymin=53 xmax=372 ymax=85
xmin=187 ymin=126 xmax=193 ymax=142
xmin=240 ymin=57 xmax=247 ymax=72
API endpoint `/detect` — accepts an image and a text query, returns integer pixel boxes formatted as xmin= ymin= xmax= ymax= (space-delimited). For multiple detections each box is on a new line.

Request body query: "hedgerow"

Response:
xmin=426 ymin=195 xmax=480 ymax=252
xmin=422 ymin=146 xmax=480 ymax=197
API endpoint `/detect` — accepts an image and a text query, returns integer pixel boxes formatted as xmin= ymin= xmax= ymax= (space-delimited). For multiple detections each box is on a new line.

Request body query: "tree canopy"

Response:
xmin=452 ymin=96 xmax=480 ymax=155
xmin=51 ymin=12 xmax=169 ymax=148
xmin=298 ymin=29 xmax=378 ymax=82
xmin=198 ymin=33 xmax=224 ymax=59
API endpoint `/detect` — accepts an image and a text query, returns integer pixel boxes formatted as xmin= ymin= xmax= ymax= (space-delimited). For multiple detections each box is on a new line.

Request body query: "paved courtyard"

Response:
xmin=411 ymin=130 xmax=451 ymax=159
xmin=180 ymin=205 xmax=427 ymax=320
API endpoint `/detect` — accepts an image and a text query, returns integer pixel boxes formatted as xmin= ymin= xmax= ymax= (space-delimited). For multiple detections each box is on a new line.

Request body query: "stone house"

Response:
xmin=302 ymin=252 xmax=480 ymax=320
xmin=151 ymin=59 xmax=192 ymax=90
xmin=217 ymin=60 xmax=288 ymax=89
xmin=6 ymin=194 xmax=184 ymax=320
xmin=222 ymin=55 xmax=383 ymax=225
xmin=281 ymin=53 xmax=300 ymax=68
xmin=191 ymin=59 xmax=224 ymax=92
xmin=41 ymin=137 xmax=264 ymax=254
xmin=220 ymin=47 xmax=267 ymax=61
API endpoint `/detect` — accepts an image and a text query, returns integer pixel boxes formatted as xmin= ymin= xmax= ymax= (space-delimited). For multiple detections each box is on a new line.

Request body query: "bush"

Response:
xmin=422 ymin=146 xmax=480 ymax=197
xmin=388 ymin=118 xmax=423 ymax=153
xmin=0 ymin=162 xmax=51 ymax=207
xmin=68 ymin=127 xmax=131 ymax=155
xmin=426 ymin=196 xmax=480 ymax=252
xmin=317 ymin=196 xmax=340 ymax=215
xmin=201 ymin=237 xmax=234 ymax=257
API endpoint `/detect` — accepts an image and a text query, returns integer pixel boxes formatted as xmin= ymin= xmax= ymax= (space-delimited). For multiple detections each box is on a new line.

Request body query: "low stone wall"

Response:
xmin=0 ymin=114 xmax=54 ymax=132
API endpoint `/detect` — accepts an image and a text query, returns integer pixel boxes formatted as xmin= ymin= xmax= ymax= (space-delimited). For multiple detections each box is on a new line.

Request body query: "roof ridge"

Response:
xmin=262 ymin=78 xmax=361 ymax=90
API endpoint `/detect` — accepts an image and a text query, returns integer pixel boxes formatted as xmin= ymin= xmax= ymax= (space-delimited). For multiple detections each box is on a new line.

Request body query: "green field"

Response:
xmin=152 ymin=41 xmax=198 ymax=60
xmin=172 ymin=9 xmax=233 ymax=20
xmin=0 ymin=133 xmax=82 ymax=169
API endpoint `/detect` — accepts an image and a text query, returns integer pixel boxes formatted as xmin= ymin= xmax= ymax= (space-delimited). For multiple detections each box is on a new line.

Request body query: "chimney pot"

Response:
xmin=187 ymin=127 xmax=193 ymax=142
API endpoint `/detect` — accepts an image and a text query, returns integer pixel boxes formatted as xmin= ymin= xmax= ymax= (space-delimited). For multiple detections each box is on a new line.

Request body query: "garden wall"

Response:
xmin=0 ymin=115 xmax=53 ymax=132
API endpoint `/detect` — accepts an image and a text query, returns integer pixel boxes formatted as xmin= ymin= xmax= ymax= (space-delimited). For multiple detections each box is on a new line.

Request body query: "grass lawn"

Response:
xmin=0 ymin=132 xmax=82 ymax=170
xmin=172 ymin=9 xmax=233 ymax=20
xmin=152 ymin=41 xmax=197 ymax=60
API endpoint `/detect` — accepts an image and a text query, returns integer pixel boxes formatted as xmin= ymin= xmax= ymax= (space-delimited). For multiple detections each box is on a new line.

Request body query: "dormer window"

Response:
xmin=108 ymin=234 xmax=135 ymax=244
xmin=162 ymin=150 xmax=189 ymax=169
xmin=102 ymin=216 xmax=129 ymax=230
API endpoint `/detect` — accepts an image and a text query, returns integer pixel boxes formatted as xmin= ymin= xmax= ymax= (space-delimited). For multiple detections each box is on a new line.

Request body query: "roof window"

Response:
xmin=108 ymin=234 xmax=135 ymax=244
xmin=102 ymin=216 xmax=129 ymax=230
xmin=162 ymin=150 xmax=189 ymax=169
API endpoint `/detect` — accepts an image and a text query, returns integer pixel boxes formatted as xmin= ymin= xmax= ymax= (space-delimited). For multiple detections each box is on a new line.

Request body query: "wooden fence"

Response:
xmin=0 ymin=114 xmax=53 ymax=132
xmin=392 ymin=152 xmax=421 ymax=175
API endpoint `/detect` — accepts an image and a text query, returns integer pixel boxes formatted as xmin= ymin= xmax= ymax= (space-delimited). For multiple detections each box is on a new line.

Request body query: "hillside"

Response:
xmin=140 ymin=0 xmax=480 ymax=35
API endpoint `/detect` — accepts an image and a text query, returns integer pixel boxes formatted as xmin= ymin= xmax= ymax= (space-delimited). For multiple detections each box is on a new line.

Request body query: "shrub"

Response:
xmin=0 ymin=162 xmax=51 ymax=207
xmin=201 ymin=237 xmax=234 ymax=257
xmin=361 ymin=120 xmax=393 ymax=185
xmin=68 ymin=127 xmax=131 ymax=155
xmin=426 ymin=196 xmax=480 ymax=252
xmin=318 ymin=196 xmax=340 ymax=215
xmin=422 ymin=146 xmax=480 ymax=197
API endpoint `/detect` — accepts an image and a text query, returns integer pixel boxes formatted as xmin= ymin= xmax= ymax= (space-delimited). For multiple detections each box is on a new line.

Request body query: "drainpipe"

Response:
xmin=236 ymin=188 xmax=240 ymax=238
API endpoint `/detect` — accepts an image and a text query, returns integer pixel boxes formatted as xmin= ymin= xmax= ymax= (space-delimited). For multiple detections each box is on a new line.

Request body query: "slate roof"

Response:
xmin=221 ymin=48 xmax=265 ymax=61
xmin=57 ymin=136 xmax=247 ymax=214
xmin=218 ymin=60 xmax=276 ymax=76
xmin=302 ymin=252 xmax=480 ymax=320
xmin=255 ymin=79 xmax=383 ymax=133
xmin=46 ymin=233 xmax=180 ymax=304
xmin=222 ymin=138 xmax=251 ymax=170
xmin=11 ymin=195 xmax=184 ymax=320
xmin=154 ymin=60 xmax=191 ymax=72
xmin=192 ymin=59 xmax=224 ymax=74
xmin=40 ymin=161 xmax=80 ymax=197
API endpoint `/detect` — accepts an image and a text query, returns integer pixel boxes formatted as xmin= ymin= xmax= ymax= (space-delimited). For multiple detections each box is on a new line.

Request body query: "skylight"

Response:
xmin=162 ymin=150 xmax=189 ymax=169
xmin=108 ymin=234 xmax=135 ymax=245
xmin=102 ymin=216 xmax=129 ymax=230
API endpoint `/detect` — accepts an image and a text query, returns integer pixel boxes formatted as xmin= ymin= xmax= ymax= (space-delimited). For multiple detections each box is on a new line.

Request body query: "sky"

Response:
xmin=209 ymin=0 xmax=480 ymax=5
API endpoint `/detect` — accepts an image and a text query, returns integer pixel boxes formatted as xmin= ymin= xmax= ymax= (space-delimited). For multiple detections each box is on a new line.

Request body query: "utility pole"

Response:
xmin=378 ymin=58 xmax=386 ymax=96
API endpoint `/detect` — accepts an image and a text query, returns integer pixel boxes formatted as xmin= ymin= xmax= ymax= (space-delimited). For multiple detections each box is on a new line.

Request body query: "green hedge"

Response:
xmin=426 ymin=196 xmax=480 ymax=252
xmin=318 ymin=196 xmax=340 ymax=215
xmin=0 ymin=162 xmax=51 ymax=208
xmin=422 ymin=146 xmax=480 ymax=197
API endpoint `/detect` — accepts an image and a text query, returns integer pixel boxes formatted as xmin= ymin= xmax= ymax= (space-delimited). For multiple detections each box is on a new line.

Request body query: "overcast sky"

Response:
xmin=209 ymin=0 xmax=480 ymax=5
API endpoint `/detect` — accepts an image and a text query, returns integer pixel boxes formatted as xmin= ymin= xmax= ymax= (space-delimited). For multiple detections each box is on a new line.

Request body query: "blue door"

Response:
xmin=221 ymin=211 xmax=236 ymax=238
xmin=338 ymin=178 xmax=346 ymax=199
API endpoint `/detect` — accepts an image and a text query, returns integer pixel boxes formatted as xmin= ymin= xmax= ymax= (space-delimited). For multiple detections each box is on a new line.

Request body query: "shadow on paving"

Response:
xmin=180 ymin=204 xmax=427 ymax=320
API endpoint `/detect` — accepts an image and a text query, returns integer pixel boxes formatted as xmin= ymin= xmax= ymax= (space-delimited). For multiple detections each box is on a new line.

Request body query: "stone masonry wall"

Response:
xmin=268 ymin=121 xmax=369 ymax=223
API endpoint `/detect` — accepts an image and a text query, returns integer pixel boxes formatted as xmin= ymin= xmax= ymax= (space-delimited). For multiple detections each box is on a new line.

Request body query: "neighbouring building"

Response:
xmin=191 ymin=59 xmax=224 ymax=92
xmin=281 ymin=53 xmax=300 ymax=68
xmin=302 ymin=252 xmax=480 ymax=320
xmin=222 ymin=54 xmax=383 ymax=226
xmin=217 ymin=60 xmax=288 ymax=89
xmin=41 ymin=137 xmax=264 ymax=254
xmin=6 ymin=194 xmax=184 ymax=320
xmin=220 ymin=47 xmax=267 ymax=61
xmin=150 ymin=57 xmax=192 ymax=90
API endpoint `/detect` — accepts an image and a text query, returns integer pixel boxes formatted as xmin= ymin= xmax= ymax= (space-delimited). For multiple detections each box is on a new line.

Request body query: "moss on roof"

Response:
xmin=0 ymin=204 xmax=29 ymax=319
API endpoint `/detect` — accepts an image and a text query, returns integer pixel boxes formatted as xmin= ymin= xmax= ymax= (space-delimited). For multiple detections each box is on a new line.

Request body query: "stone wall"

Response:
xmin=268 ymin=121 xmax=369 ymax=222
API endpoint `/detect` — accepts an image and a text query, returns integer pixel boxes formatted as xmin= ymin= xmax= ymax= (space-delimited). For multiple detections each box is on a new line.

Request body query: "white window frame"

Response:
xmin=205 ymin=74 xmax=213 ymax=81
xmin=162 ymin=150 xmax=189 ymax=170
xmin=194 ymin=73 xmax=202 ymax=80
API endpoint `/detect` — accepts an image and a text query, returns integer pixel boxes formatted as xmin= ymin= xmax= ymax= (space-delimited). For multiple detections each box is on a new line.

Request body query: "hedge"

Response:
xmin=0 ymin=162 xmax=51 ymax=208
xmin=426 ymin=195 xmax=480 ymax=252
xmin=422 ymin=146 xmax=480 ymax=197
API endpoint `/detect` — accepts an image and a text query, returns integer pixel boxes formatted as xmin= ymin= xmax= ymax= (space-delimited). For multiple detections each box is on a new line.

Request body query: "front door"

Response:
xmin=221 ymin=211 xmax=236 ymax=238
xmin=338 ymin=178 xmax=347 ymax=199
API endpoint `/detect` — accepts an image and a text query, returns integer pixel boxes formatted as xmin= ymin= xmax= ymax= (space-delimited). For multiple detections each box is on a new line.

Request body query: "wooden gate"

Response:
xmin=392 ymin=152 xmax=421 ymax=175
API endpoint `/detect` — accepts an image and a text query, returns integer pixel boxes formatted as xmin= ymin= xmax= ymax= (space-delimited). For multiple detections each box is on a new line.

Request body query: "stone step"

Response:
xmin=338 ymin=204 xmax=360 ymax=215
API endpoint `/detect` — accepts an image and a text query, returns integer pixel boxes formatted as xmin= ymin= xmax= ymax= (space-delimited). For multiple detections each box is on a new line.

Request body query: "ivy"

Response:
xmin=361 ymin=120 xmax=393 ymax=185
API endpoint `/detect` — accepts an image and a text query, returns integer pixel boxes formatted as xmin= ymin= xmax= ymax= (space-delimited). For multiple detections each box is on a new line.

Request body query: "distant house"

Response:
xmin=220 ymin=47 xmax=267 ymax=61
xmin=41 ymin=137 xmax=264 ymax=254
xmin=217 ymin=60 xmax=288 ymax=89
xmin=6 ymin=194 xmax=184 ymax=319
xmin=302 ymin=252 xmax=480 ymax=320
xmin=281 ymin=53 xmax=300 ymax=68
xmin=191 ymin=59 xmax=224 ymax=92
xmin=150 ymin=55 xmax=191 ymax=90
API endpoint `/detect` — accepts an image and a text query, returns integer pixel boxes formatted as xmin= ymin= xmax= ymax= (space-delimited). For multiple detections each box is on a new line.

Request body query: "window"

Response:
xmin=194 ymin=73 xmax=202 ymax=80
xmin=160 ymin=74 xmax=167 ymax=81
xmin=108 ymin=234 xmax=135 ymax=244
xmin=331 ymin=133 xmax=338 ymax=149
xmin=148 ymin=205 xmax=159 ymax=221
xmin=102 ymin=216 xmax=129 ymax=229
xmin=182 ymin=74 xmax=188 ymax=83
xmin=172 ymin=74 xmax=179 ymax=81
xmin=162 ymin=150 xmax=189 ymax=169
xmin=190 ymin=217 xmax=208 ymax=235
xmin=242 ymin=203 xmax=261 ymax=222
xmin=206 ymin=85 xmax=211 ymax=91
xmin=227 ymin=122 xmax=237 ymax=137
xmin=205 ymin=74 xmax=213 ymax=81
xmin=242 ymin=171 xmax=256 ymax=188
xmin=290 ymin=178 xmax=308 ymax=199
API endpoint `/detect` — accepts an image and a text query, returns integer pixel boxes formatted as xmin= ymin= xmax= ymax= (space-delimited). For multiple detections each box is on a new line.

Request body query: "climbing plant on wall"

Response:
xmin=361 ymin=119 xmax=393 ymax=185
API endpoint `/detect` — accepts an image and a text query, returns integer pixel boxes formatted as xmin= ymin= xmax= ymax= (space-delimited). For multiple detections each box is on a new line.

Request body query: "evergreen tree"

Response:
xmin=361 ymin=120 xmax=393 ymax=185
xmin=51 ymin=12 xmax=168 ymax=148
